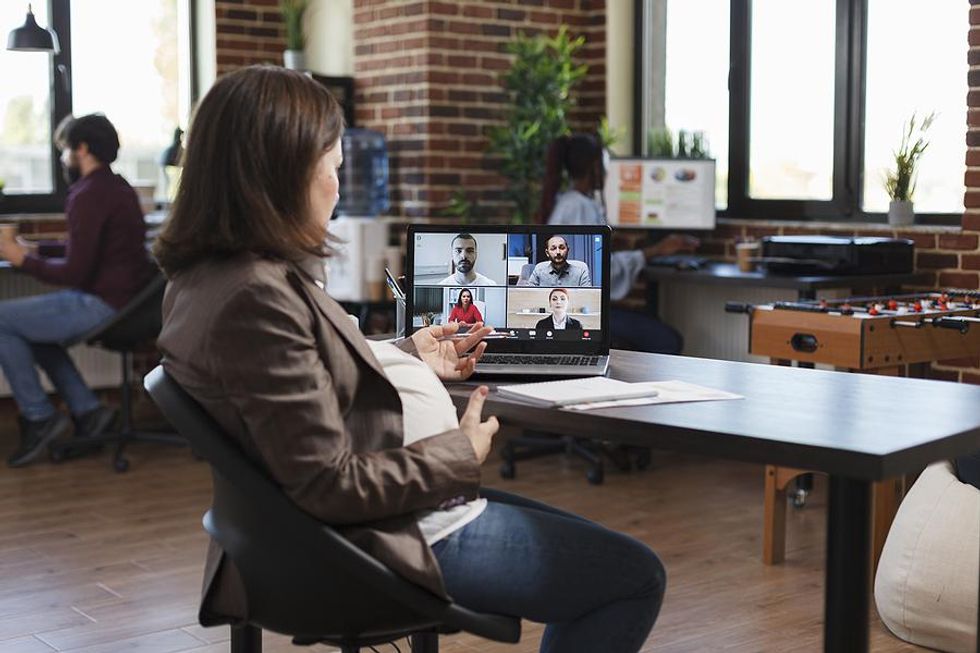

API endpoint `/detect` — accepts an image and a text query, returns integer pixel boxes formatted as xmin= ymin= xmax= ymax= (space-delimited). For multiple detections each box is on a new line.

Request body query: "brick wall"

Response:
xmin=352 ymin=0 xmax=607 ymax=220
xmin=214 ymin=0 xmax=285 ymax=74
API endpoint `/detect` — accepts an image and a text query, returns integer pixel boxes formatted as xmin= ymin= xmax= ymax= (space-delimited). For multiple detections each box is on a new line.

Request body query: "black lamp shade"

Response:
xmin=7 ymin=6 xmax=60 ymax=53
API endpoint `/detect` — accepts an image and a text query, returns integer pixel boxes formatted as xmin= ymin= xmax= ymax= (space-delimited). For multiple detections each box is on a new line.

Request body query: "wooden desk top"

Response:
xmin=448 ymin=350 xmax=980 ymax=480
xmin=645 ymin=261 xmax=933 ymax=291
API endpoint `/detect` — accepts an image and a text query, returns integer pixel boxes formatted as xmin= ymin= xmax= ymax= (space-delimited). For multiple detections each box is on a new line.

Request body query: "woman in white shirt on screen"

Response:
xmin=534 ymin=287 xmax=582 ymax=332
xmin=540 ymin=133 xmax=697 ymax=354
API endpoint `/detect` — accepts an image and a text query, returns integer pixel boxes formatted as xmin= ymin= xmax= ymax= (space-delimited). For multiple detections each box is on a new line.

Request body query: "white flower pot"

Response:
xmin=283 ymin=49 xmax=306 ymax=71
xmin=888 ymin=200 xmax=914 ymax=226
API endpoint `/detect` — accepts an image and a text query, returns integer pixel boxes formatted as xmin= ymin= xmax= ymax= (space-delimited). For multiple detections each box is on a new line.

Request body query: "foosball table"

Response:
xmin=726 ymin=290 xmax=980 ymax=567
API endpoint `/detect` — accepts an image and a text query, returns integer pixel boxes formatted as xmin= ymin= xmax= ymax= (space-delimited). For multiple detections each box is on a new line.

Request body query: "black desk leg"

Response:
xmin=824 ymin=475 xmax=871 ymax=653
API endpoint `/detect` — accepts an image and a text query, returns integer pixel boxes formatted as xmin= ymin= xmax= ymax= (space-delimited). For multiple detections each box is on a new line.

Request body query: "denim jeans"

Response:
xmin=432 ymin=492 xmax=666 ymax=653
xmin=0 ymin=290 xmax=116 ymax=421
xmin=610 ymin=308 xmax=683 ymax=355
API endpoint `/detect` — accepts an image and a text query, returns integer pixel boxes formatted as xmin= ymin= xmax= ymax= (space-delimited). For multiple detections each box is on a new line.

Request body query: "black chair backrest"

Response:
xmin=143 ymin=366 xmax=520 ymax=645
xmin=64 ymin=270 xmax=167 ymax=350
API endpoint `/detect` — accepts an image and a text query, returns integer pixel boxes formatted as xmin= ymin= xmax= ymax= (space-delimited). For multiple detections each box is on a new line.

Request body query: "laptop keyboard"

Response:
xmin=480 ymin=354 xmax=601 ymax=366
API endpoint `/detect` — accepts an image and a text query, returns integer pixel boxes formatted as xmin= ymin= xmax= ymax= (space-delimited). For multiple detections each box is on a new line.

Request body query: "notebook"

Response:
xmin=405 ymin=224 xmax=612 ymax=377
xmin=496 ymin=377 xmax=659 ymax=406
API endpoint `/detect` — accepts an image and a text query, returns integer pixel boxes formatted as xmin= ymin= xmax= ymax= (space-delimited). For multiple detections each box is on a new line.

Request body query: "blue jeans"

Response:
xmin=610 ymin=308 xmax=683 ymax=354
xmin=0 ymin=290 xmax=115 ymax=421
xmin=432 ymin=492 xmax=666 ymax=653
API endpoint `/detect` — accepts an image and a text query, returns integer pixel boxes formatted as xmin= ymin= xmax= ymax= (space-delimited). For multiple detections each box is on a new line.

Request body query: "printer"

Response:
xmin=760 ymin=236 xmax=914 ymax=275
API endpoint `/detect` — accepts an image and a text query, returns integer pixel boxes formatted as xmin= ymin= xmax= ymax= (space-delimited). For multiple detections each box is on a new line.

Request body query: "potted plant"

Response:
xmin=884 ymin=113 xmax=934 ymax=226
xmin=280 ymin=0 xmax=309 ymax=70
xmin=487 ymin=26 xmax=587 ymax=224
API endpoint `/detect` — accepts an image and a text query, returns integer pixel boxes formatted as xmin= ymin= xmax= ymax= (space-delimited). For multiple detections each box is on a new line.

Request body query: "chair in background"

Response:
xmin=50 ymin=271 xmax=184 ymax=471
xmin=500 ymin=432 xmax=650 ymax=485
xmin=143 ymin=366 xmax=521 ymax=653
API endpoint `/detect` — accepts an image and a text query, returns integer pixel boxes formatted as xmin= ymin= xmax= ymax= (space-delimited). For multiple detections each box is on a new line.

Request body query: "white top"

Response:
xmin=548 ymin=190 xmax=647 ymax=301
xmin=552 ymin=313 xmax=567 ymax=330
xmin=438 ymin=271 xmax=498 ymax=286
xmin=366 ymin=340 xmax=486 ymax=544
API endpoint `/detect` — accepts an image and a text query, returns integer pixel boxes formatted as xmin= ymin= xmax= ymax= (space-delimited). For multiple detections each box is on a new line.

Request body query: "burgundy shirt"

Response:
xmin=21 ymin=166 xmax=155 ymax=309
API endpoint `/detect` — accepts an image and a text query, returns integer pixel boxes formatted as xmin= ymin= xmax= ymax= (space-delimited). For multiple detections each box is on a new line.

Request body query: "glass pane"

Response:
xmin=749 ymin=0 xmax=835 ymax=200
xmin=71 ymin=0 xmax=184 ymax=197
xmin=664 ymin=0 xmax=729 ymax=210
xmin=0 ymin=3 xmax=53 ymax=194
xmin=863 ymin=0 xmax=966 ymax=214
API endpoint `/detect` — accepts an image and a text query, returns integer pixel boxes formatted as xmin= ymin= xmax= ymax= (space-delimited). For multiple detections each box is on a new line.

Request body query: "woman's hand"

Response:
xmin=411 ymin=321 xmax=491 ymax=381
xmin=0 ymin=237 xmax=27 ymax=267
xmin=460 ymin=385 xmax=499 ymax=463
xmin=643 ymin=234 xmax=701 ymax=259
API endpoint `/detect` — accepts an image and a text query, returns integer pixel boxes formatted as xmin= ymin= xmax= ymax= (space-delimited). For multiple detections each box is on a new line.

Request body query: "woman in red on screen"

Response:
xmin=447 ymin=288 xmax=483 ymax=325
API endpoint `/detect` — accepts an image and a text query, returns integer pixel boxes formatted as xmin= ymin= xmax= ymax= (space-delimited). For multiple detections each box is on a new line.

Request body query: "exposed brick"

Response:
xmin=895 ymin=231 xmax=937 ymax=249
xmin=964 ymin=213 xmax=980 ymax=231
xmin=924 ymin=366 xmax=961 ymax=383
xmin=938 ymin=357 xmax=980 ymax=368
xmin=962 ymin=372 xmax=980 ymax=385
xmin=964 ymin=254 xmax=980 ymax=269
xmin=938 ymin=271 xmax=980 ymax=288
xmin=938 ymin=233 xmax=979 ymax=250
xmin=917 ymin=252 xmax=959 ymax=269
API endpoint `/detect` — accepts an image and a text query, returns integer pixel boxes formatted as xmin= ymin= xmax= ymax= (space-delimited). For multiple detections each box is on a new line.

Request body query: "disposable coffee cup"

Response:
xmin=735 ymin=241 xmax=760 ymax=272
xmin=0 ymin=223 xmax=17 ymax=243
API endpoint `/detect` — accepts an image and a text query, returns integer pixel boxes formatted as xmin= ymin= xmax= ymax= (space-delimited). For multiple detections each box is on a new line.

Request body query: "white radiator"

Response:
xmin=0 ymin=273 xmax=121 ymax=398
xmin=657 ymin=281 xmax=848 ymax=363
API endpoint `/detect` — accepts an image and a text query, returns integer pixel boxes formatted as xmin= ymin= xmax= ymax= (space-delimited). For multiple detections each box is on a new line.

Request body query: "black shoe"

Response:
xmin=7 ymin=413 xmax=72 ymax=467
xmin=74 ymin=406 xmax=118 ymax=440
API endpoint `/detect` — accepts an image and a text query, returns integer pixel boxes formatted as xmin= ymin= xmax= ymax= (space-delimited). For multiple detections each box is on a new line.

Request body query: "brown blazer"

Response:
xmin=157 ymin=253 xmax=481 ymax=625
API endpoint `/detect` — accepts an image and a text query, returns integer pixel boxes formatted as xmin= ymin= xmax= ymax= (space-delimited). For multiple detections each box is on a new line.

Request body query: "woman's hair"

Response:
xmin=455 ymin=288 xmax=473 ymax=309
xmin=548 ymin=287 xmax=570 ymax=303
xmin=54 ymin=113 xmax=120 ymax=164
xmin=538 ymin=133 xmax=603 ymax=223
xmin=153 ymin=65 xmax=344 ymax=276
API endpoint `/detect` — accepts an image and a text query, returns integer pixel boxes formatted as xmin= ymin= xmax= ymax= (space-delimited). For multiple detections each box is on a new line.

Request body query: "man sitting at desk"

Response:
xmin=527 ymin=235 xmax=592 ymax=287
xmin=438 ymin=233 xmax=498 ymax=286
xmin=0 ymin=113 xmax=156 ymax=467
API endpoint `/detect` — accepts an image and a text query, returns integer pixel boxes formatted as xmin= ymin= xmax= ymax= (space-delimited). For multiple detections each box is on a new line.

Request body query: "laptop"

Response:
xmin=405 ymin=224 xmax=612 ymax=377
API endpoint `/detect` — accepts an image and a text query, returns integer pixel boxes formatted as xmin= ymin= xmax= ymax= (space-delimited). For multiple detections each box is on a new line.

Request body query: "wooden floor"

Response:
xmin=0 ymin=422 xmax=925 ymax=653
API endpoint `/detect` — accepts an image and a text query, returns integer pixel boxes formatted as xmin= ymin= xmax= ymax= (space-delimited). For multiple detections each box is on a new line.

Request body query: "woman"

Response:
xmin=447 ymin=288 xmax=483 ymax=325
xmin=153 ymin=66 xmax=665 ymax=652
xmin=541 ymin=133 xmax=697 ymax=354
xmin=535 ymin=288 xmax=582 ymax=332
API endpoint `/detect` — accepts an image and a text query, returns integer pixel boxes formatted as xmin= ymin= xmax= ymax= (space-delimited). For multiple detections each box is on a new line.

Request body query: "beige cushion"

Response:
xmin=874 ymin=462 xmax=979 ymax=653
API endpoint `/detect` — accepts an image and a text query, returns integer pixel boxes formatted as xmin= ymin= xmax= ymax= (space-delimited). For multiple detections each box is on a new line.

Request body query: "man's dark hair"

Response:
xmin=452 ymin=233 xmax=477 ymax=249
xmin=153 ymin=65 xmax=344 ymax=276
xmin=546 ymin=234 xmax=569 ymax=250
xmin=54 ymin=113 xmax=120 ymax=164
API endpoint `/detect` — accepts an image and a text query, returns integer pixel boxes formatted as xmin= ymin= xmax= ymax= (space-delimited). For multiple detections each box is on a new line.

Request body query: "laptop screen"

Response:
xmin=405 ymin=224 xmax=611 ymax=355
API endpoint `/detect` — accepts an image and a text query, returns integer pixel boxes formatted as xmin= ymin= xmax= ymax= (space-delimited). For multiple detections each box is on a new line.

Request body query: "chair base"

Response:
xmin=232 ymin=624 xmax=441 ymax=653
xmin=500 ymin=431 xmax=651 ymax=485
xmin=49 ymin=429 xmax=185 ymax=472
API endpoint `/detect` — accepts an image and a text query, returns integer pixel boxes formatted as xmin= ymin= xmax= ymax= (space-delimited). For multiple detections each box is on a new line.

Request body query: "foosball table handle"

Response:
xmin=929 ymin=317 xmax=970 ymax=334
xmin=725 ymin=301 xmax=753 ymax=315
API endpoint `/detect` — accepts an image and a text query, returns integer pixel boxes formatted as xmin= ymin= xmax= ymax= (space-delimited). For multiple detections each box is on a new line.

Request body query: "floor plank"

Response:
xmin=0 ymin=422 xmax=928 ymax=652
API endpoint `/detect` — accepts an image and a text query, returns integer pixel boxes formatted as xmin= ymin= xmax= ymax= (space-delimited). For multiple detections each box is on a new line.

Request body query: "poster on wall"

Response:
xmin=603 ymin=158 xmax=716 ymax=230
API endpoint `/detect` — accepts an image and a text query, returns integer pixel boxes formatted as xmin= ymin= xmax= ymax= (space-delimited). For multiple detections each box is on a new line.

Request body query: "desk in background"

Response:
xmin=448 ymin=351 xmax=980 ymax=652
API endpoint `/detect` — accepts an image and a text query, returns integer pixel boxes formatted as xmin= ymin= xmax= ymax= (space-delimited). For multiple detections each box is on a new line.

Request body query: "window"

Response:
xmin=636 ymin=0 xmax=967 ymax=223
xmin=0 ymin=0 xmax=194 ymax=214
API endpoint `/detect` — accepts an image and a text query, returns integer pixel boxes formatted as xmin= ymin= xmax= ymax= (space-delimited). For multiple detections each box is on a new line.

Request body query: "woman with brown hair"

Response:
xmin=154 ymin=66 xmax=665 ymax=652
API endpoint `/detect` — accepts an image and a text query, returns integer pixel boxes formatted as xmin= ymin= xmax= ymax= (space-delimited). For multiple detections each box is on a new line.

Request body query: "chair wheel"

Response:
xmin=114 ymin=457 xmax=130 ymax=473
xmin=499 ymin=461 xmax=515 ymax=479
xmin=792 ymin=488 xmax=808 ymax=508
xmin=586 ymin=467 xmax=604 ymax=485
xmin=632 ymin=448 xmax=652 ymax=470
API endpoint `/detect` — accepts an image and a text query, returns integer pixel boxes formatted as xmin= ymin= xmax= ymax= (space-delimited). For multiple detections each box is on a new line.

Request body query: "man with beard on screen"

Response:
xmin=0 ymin=113 xmax=155 ymax=467
xmin=438 ymin=233 xmax=498 ymax=286
xmin=527 ymin=234 xmax=592 ymax=287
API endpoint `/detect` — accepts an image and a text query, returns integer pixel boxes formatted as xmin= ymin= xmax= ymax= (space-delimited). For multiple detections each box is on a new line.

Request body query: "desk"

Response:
xmin=645 ymin=261 xmax=932 ymax=300
xmin=448 ymin=351 xmax=980 ymax=652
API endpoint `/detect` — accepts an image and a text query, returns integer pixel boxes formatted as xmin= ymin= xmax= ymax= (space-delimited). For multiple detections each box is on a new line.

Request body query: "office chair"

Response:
xmin=50 ymin=270 xmax=184 ymax=471
xmin=500 ymin=432 xmax=651 ymax=485
xmin=143 ymin=365 xmax=522 ymax=653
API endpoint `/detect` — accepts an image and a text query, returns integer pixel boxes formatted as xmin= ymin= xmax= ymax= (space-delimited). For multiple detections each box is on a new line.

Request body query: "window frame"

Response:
xmin=633 ymin=0 xmax=962 ymax=226
xmin=1 ymin=0 xmax=197 ymax=215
